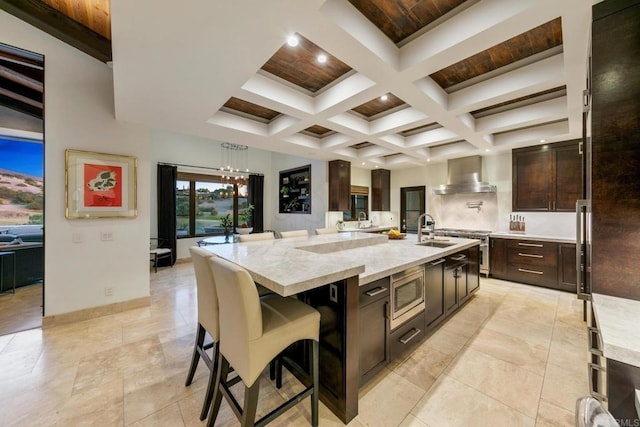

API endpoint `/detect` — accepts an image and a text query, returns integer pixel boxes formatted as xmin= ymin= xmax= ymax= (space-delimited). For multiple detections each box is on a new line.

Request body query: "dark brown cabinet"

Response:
xmin=558 ymin=243 xmax=577 ymax=291
xmin=424 ymin=258 xmax=445 ymax=328
xmin=490 ymin=237 xmax=507 ymax=278
xmin=490 ymin=237 xmax=576 ymax=292
xmin=328 ymin=160 xmax=351 ymax=212
xmin=444 ymin=254 xmax=466 ymax=316
xmin=358 ymin=277 xmax=389 ymax=385
xmin=512 ymin=140 xmax=581 ymax=212
xmin=371 ymin=169 xmax=390 ymax=211
xmin=466 ymin=246 xmax=480 ymax=296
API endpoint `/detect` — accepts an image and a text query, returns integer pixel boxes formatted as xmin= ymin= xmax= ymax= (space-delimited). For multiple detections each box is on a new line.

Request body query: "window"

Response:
xmin=176 ymin=172 xmax=247 ymax=238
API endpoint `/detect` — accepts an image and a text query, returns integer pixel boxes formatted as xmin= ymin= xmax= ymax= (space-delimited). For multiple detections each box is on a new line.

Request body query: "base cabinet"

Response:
xmin=389 ymin=312 xmax=425 ymax=361
xmin=490 ymin=237 xmax=576 ymax=292
xmin=358 ymin=278 xmax=389 ymax=385
xmin=424 ymin=258 xmax=445 ymax=328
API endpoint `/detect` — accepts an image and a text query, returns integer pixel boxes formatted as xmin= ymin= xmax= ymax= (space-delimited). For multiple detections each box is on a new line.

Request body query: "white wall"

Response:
xmin=1 ymin=11 xmax=151 ymax=316
xmin=149 ymin=129 xmax=274 ymax=259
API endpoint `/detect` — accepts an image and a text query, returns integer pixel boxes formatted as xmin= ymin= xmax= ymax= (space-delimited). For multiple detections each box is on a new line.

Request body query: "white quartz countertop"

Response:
xmin=490 ymin=232 xmax=575 ymax=244
xmin=204 ymin=232 xmax=478 ymax=297
xmin=592 ymin=293 xmax=640 ymax=368
xmin=339 ymin=225 xmax=396 ymax=233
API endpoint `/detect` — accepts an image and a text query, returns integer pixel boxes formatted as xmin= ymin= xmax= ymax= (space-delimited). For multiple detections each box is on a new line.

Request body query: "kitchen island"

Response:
xmin=204 ymin=232 xmax=479 ymax=423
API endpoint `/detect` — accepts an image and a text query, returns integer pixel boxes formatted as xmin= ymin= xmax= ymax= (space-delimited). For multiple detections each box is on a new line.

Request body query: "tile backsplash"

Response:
xmin=429 ymin=193 xmax=499 ymax=231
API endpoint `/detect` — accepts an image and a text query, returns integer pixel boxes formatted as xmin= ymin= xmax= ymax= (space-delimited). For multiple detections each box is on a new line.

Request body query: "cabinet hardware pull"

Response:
xmin=518 ymin=242 xmax=543 ymax=248
xmin=400 ymin=328 xmax=421 ymax=344
xmin=518 ymin=253 xmax=543 ymax=258
xmin=365 ymin=287 xmax=387 ymax=297
xmin=450 ymin=254 xmax=467 ymax=261
xmin=518 ymin=268 xmax=543 ymax=275
xmin=430 ymin=258 xmax=445 ymax=266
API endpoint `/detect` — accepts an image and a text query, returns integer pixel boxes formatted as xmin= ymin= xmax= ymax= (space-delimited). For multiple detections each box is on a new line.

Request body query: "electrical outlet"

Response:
xmin=329 ymin=284 xmax=338 ymax=303
xmin=104 ymin=287 xmax=113 ymax=296
xmin=72 ymin=232 xmax=83 ymax=243
xmin=100 ymin=231 xmax=113 ymax=241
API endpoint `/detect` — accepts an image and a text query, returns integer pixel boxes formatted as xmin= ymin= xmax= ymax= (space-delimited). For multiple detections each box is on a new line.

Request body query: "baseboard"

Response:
xmin=42 ymin=296 xmax=150 ymax=329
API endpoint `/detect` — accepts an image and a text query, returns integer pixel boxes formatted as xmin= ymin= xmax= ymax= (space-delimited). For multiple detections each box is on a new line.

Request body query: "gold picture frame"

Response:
xmin=65 ymin=149 xmax=138 ymax=219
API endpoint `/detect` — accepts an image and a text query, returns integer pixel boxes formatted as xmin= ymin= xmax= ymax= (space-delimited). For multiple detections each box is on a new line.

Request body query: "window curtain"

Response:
xmin=157 ymin=164 xmax=177 ymax=266
xmin=248 ymin=174 xmax=264 ymax=233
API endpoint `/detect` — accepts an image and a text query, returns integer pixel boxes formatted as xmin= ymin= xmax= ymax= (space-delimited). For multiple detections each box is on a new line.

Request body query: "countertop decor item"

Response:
xmin=65 ymin=149 xmax=137 ymax=219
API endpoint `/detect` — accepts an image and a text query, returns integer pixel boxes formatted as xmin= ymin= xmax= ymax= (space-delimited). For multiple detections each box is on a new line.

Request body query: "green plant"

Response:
xmin=220 ymin=214 xmax=233 ymax=233
xmin=239 ymin=204 xmax=254 ymax=227
xmin=280 ymin=186 xmax=289 ymax=196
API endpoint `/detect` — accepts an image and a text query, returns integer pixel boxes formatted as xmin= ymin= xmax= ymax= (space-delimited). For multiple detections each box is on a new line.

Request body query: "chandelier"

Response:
xmin=219 ymin=142 xmax=249 ymax=182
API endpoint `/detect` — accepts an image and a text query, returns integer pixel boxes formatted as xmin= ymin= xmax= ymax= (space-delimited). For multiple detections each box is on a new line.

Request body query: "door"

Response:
xmin=400 ymin=186 xmax=425 ymax=233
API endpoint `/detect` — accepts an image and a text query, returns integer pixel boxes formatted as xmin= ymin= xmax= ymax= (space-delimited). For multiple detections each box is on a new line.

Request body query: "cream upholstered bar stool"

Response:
xmin=238 ymin=231 xmax=275 ymax=242
xmin=280 ymin=229 xmax=309 ymax=238
xmin=207 ymin=256 xmax=320 ymax=427
xmin=186 ymin=247 xmax=235 ymax=421
xmin=315 ymin=227 xmax=337 ymax=235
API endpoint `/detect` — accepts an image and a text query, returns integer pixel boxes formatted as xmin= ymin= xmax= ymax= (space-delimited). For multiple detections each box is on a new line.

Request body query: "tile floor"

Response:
xmin=0 ymin=263 xmax=588 ymax=426
xmin=0 ymin=282 xmax=42 ymax=336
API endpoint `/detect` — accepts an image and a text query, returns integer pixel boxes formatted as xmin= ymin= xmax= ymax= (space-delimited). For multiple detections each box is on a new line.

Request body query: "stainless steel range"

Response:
xmin=434 ymin=228 xmax=491 ymax=276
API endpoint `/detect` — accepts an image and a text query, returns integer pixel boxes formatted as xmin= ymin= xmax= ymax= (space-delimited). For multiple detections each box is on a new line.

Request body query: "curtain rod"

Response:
xmin=157 ymin=162 xmax=264 ymax=177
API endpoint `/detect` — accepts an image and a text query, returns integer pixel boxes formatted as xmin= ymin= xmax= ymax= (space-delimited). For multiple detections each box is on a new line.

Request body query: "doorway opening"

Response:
xmin=0 ymin=42 xmax=45 ymax=335
xmin=400 ymin=186 xmax=425 ymax=233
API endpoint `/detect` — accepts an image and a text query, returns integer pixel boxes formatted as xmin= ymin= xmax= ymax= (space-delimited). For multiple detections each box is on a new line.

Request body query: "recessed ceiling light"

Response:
xmin=485 ymin=149 xmax=490 ymax=152
xmin=426 ymin=159 xmax=431 ymax=163
xmin=317 ymin=53 xmax=327 ymax=63
xmin=375 ymin=165 xmax=379 ymax=168
xmin=540 ymin=139 xmax=546 ymax=143
xmin=380 ymin=94 xmax=388 ymax=101
xmin=361 ymin=162 xmax=365 ymax=166
xmin=286 ymin=35 xmax=299 ymax=47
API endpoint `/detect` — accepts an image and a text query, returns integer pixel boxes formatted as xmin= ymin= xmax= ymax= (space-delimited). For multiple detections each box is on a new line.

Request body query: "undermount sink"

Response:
xmin=416 ymin=241 xmax=456 ymax=248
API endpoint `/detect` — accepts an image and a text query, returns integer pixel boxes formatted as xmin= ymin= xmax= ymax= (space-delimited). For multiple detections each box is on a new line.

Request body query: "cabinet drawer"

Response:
xmin=359 ymin=277 xmax=390 ymax=307
xmin=507 ymin=247 xmax=558 ymax=268
xmin=507 ymin=264 xmax=558 ymax=287
xmin=507 ymin=240 xmax=558 ymax=256
xmin=390 ymin=312 xmax=425 ymax=361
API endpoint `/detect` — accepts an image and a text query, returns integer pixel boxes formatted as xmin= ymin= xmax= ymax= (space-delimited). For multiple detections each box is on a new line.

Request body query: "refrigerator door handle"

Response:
xmin=576 ymin=199 xmax=590 ymax=300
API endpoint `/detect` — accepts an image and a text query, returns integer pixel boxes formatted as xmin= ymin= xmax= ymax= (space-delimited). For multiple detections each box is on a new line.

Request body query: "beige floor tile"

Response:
xmin=392 ymin=344 xmax=453 ymax=391
xmin=411 ymin=375 xmax=535 ymax=427
xmin=421 ymin=327 xmax=469 ymax=356
xmin=445 ymin=348 xmax=544 ymax=417
xmin=356 ymin=370 xmax=426 ymax=426
xmin=131 ymin=402 xmax=185 ymax=426
xmin=398 ymin=414 xmax=429 ymax=427
xmin=483 ymin=312 xmax=554 ymax=348
xmin=0 ymin=282 xmax=42 ymax=336
xmin=467 ymin=327 xmax=549 ymax=376
xmin=0 ymin=332 xmax=14 ymax=352
xmin=535 ymin=399 xmax=575 ymax=427
xmin=541 ymin=363 xmax=589 ymax=413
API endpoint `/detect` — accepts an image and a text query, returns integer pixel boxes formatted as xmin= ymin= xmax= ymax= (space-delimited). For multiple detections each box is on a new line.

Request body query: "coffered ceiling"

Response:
xmin=7 ymin=0 xmax=593 ymax=169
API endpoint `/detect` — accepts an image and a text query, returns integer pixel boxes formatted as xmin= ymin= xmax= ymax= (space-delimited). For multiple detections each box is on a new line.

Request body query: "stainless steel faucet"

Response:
xmin=417 ymin=213 xmax=436 ymax=242
xmin=358 ymin=211 xmax=368 ymax=229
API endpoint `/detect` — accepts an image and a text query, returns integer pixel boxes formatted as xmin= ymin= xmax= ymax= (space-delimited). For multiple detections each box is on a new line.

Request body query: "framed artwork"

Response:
xmin=65 ymin=149 xmax=138 ymax=219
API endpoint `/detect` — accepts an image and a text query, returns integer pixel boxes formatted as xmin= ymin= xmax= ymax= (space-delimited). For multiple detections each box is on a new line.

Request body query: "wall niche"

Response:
xmin=279 ymin=165 xmax=311 ymax=214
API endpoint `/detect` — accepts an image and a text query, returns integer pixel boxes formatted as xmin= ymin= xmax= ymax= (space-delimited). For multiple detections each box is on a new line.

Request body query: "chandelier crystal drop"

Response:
xmin=219 ymin=142 xmax=249 ymax=184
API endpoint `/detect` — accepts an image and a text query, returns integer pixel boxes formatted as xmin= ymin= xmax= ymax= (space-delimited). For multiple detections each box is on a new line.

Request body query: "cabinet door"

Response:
xmin=444 ymin=267 xmax=458 ymax=315
xmin=424 ymin=259 xmax=445 ymax=328
xmin=328 ymin=160 xmax=351 ymax=211
xmin=513 ymin=149 xmax=551 ymax=211
xmin=457 ymin=265 xmax=468 ymax=304
xmin=553 ymin=142 xmax=582 ymax=212
xmin=359 ymin=298 xmax=388 ymax=384
xmin=467 ymin=246 xmax=480 ymax=294
xmin=558 ymin=243 xmax=577 ymax=292
xmin=371 ymin=169 xmax=390 ymax=211
xmin=490 ymin=238 xmax=508 ymax=278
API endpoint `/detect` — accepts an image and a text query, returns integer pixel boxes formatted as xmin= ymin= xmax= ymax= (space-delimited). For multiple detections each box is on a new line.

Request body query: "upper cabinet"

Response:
xmin=512 ymin=140 xmax=582 ymax=212
xmin=328 ymin=160 xmax=351 ymax=211
xmin=371 ymin=169 xmax=390 ymax=211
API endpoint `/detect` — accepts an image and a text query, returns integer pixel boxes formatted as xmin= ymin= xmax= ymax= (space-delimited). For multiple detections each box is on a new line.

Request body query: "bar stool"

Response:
xmin=207 ymin=256 xmax=320 ymax=427
xmin=280 ymin=229 xmax=309 ymax=238
xmin=238 ymin=232 xmax=275 ymax=242
xmin=315 ymin=227 xmax=337 ymax=235
xmin=185 ymin=247 xmax=224 ymax=421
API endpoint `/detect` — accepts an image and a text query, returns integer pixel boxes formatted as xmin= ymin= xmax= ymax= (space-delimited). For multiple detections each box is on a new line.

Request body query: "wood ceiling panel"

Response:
xmin=222 ymin=97 xmax=281 ymax=122
xmin=400 ymin=122 xmax=441 ymax=136
xmin=40 ymin=0 xmax=111 ymax=39
xmin=352 ymin=94 xmax=406 ymax=117
xmin=348 ymin=0 xmax=469 ymax=44
xmin=0 ymin=45 xmax=44 ymax=118
xmin=260 ymin=34 xmax=352 ymax=93
xmin=470 ymin=86 xmax=566 ymax=118
xmin=304 ymin=125 xmax=333 ymax=136
xmin=350 ymin=141 xmax=376 ymax=149
xmin=430 ymin=18 xmax=563 ymax=90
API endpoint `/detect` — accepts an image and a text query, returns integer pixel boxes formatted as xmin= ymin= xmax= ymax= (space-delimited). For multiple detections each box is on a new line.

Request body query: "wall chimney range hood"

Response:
xmin=433 ymin=156 xmax=496 ymax=195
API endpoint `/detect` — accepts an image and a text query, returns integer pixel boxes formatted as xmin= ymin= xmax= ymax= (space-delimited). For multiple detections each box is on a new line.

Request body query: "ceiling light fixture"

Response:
xmin=219 ymin=142 xmax=249 ymax=182
xmin=317 ymin=53 xmax=327 ymax=64
xmin=361 ymin=162 xmax=365 ymax=166
xmin=540 ymin=139 xmax=546 ymax=143
xmin=380 ymin=94 xmax=388 ymax=101
xmin=286 ymin=35 xmax=299 ymax=47
xmin=485 ymin=149 xmax=490 ymax=152
xmin=427 ymin=159 xmax=431 ymax=162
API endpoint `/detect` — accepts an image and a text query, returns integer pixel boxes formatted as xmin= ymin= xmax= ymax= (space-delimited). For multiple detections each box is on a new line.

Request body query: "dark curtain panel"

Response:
xmin=157 ymin=164 xmax=177 ymax=266
xmin=248 ymin=174 xmax=264 ymax=233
